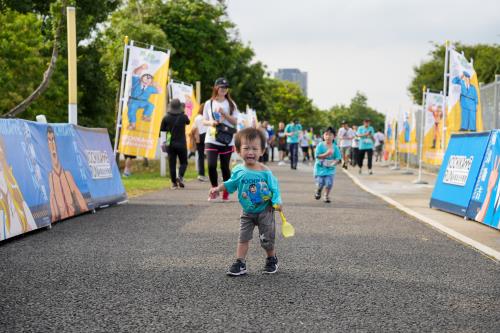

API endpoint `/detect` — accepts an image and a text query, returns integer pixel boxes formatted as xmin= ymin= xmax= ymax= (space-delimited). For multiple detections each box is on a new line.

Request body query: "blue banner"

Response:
xmin=466 ymin=130 xmax=500 ymax=229
xmin=430 ymin=132 xmax=490 ymax=216
xmin=0 ymin=120 xmax=126 ymax=241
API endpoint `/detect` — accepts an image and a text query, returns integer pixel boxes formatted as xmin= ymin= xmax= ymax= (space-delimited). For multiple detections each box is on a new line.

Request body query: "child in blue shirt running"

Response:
xmin=210 ymin=127 xmax=282 ymax=276
xmin=314 ymin=127 xmax=342 ymax=203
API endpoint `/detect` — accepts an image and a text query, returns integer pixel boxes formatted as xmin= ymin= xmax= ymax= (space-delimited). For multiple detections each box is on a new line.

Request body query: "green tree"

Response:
xmin=408 ymin=42 xmax=500 ymax=103
xmin=323 ymin=92 xmax=385 ymax=131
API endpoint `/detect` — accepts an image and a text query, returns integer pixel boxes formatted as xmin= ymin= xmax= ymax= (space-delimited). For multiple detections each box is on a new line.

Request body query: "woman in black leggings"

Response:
xmin=203 ymin=78 xmax=239 ymax=201
xmin=160 ymin=98 xmax=190 ymax=189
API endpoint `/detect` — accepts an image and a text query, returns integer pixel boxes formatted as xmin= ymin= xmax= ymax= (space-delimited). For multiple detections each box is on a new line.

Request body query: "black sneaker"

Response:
xmin=263 ymin=256 xmax=279 ymax=274
xmin=314 ymin=187 xmax=322 ymax=200
xmin=324 ymin=195 xmax=331 ymax=203
xmin=176 ymin=177 xmax=185 ymax=188
xmin=227 ymin=259 xmax=247 ymax=276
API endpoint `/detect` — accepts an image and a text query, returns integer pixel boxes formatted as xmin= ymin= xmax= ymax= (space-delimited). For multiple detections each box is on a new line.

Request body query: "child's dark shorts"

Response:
xmin=239 ymin=206 xmax=276 ymax=251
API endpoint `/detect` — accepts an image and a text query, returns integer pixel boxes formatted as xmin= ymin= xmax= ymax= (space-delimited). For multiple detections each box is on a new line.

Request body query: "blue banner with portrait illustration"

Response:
xmin=430 ymin=132 xmax=491 ymax=216
xmin=0 ymin=119 xmax=126 ymax=241
xmin=466 ymin=130 xmax=500 ymax=229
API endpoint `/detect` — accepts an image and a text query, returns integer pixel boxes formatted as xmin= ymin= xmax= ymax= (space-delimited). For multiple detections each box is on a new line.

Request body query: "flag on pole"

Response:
xmin=118 ymin=45 xmax=170 ymax=159
xmin=446 ymin=49 xmax=483 ymax=142
xmin=422 ymin=92 xmax=445 ymax=165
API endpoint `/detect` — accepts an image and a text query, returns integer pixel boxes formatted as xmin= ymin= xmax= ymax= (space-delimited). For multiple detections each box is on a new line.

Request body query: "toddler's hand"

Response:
xmin=273 ymin=204 xmax=282 ymax=211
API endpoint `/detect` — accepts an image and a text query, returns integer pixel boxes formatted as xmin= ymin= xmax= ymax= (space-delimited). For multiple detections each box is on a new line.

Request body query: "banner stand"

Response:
xmin=390 ymin=116 xmax=400 ymax=170
xmin=414 ymin=86 xmax=429 ymax=184
xmin=402 ymin=149 xmax=413 ymax=175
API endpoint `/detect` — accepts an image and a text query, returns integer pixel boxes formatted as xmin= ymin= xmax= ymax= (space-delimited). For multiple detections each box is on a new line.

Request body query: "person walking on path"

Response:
xmin=373 ymin=129 xmax=385 ymax=162
xmin=203 ymin=78 xmax=239 ymax=201
xmin=193 ymin=103 xmax=208 ymax=182
xmin=276 ymin=122 xmax=288 ymax=166
xmin=314 ymin=127 xmax=342 ymax=203
xmin=210 ymin=127 xmax=282 ymax=276
xmin=160 ymin=99 xmax=190 ymax=189
xmin=285 ymin=119 xmax=302 ymax=169
xmin=356 ymin=119 xmax=375 ymax=175
xmin=300 ymin=130 xmax=311 ymax=162
xmin=350 ymin=125 xmax=359 ymax=167
xmin=337 ymin=121 xmax=355 ymax=169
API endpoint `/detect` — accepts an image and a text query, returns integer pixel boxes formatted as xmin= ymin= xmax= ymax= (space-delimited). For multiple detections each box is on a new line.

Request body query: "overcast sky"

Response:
xmin=226 ymin=0 xmax=500 ymax=116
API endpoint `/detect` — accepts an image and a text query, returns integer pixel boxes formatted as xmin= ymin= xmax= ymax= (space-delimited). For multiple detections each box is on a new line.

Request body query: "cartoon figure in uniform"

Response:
xmin=452 ymin=71 xmax=478 ymax=131
xmin=127 ymin=64 xmax=162 ymax=130
xmin=0 ymin=137 xmax=37 ymax=240
xmin=260 ymin=181 xmax=271 ymax=201
xmin=47 ymin=126 xmax=89 ymax=222
xmin=242 ymin=183 xmax=264 ymax=206
xmin=427 ymin=103 xmax=443 ymax=148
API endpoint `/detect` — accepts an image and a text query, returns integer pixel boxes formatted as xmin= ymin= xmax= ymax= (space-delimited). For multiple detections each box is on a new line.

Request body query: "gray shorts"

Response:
xmin=340 ymin=146 xmax=351 ymax=156
xmin=239 ymin=207 xmax=276 ymax=251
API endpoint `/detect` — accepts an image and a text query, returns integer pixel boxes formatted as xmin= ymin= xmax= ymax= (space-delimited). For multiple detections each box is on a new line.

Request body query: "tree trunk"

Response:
xmin=2 ymin=5 xmax=66 ymax=118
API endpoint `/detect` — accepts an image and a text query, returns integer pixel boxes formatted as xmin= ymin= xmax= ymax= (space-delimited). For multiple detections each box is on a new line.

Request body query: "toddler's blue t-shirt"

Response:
xmin=224 ymin=164 xmax=282 ymax=213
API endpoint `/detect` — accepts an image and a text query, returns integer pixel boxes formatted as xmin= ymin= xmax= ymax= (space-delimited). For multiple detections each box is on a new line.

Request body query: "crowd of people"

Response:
xmin=122 ymin=77 xmax=386 ymax=276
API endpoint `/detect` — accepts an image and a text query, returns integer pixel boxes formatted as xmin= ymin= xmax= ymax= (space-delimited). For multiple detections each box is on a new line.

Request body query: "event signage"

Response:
xmin=442 ymin=155 xmax=473 ymax=186
xmin=118 ymin=45 xmax=170 ymax=159
xmin=466 ymin=130 xmax=500 ymax=229
xmin=430 ymin=132 xmax=490 ymax=216
xmin=0 ymin=119 xmax=126 ymax=241
xmin=168 ymin=80 xmax=200 ymax=150
xmin=422 ymin=92 xmax=445 ymax=165
xmin=446 ymin=49 xmax=483 ymax=143
xmin=397 ymin=110 xmax=417 ymax=154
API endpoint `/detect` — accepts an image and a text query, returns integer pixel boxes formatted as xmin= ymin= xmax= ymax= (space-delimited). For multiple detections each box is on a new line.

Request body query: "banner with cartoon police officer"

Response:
xmin=446 ymin=49 xmax=483 ymax=142
xmin=397 ymin=110 xmax=417 ymax=154
xmin=118 ymin=45 xmax=170 ymax=159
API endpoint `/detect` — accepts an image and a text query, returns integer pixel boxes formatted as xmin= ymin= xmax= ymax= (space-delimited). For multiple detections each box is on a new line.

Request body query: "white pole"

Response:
xmin=414 ymin=86 xmax=429 ymax=184
xmin=441 ymin=41 xmax=450 ymax=150
xmin=113 ymin=37 xmax=131 ymax=156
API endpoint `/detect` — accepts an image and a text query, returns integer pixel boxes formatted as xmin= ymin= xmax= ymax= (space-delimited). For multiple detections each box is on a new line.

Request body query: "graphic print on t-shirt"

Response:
xmin=241 ymin=179 xmax=272 ymax=209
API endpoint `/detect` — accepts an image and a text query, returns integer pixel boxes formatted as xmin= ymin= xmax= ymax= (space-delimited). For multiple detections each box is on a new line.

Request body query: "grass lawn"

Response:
xmin=120 ymin=159 xmax=198 ymax=198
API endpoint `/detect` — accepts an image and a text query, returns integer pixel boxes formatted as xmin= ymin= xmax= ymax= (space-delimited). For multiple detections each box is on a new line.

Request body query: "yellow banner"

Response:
xmin=118 ymin=46 xmax=170 ymax=159
xmin=422 ymin=92 xmax=445 ymax=165
xmin=384 ymin=117 xmax=396 ymax=160
xmin=398 ymin=111 xmax=417 ymax=154
xmin=446 ymin=49 xmax=483 ymax=145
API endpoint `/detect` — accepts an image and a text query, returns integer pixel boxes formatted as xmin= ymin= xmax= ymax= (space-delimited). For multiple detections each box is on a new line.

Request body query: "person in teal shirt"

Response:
xmin=356 ymin=119 xmax=375 ymax=175
xmin=211 ymin=127 xmax=283 ymax=276
xmin=314 ymin=127 xmax=341 ymax=203
xmin=285 ymin=119 xmax=302 ymax=170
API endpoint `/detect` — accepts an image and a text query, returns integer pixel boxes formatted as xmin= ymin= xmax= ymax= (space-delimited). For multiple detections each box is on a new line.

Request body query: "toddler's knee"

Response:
xmin=260 ymin=239 xmax=274 ymax=251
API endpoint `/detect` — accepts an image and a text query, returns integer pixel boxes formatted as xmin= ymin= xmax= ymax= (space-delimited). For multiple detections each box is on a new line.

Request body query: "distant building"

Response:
xmin=274 ymin=68 xmax=308 ymax=96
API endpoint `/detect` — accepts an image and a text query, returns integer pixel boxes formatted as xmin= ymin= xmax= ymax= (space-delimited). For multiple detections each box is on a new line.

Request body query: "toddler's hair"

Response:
xmin=235 ymin=127 xmax=266 ymax=151
xmin=324 ymin=126 xmax=336 ymax=136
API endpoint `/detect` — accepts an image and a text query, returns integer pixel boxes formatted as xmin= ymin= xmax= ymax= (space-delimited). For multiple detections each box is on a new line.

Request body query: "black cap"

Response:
xmin=214 ymin=77 xmax=229 ymax=87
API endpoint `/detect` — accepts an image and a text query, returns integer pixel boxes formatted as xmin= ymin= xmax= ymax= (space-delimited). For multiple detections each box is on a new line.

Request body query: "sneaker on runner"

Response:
xmin=222 ymin=190 xmax=229 ymax=201
xmin=176 ymin=177 xmax=185 ymax=188
xmin=324 ymin=195 xmax=331 ymax=203
xmin=369 ymin=170 xmax=373 ymax=175
xmin=262 ymin=256 xmax=279 ymax=274
xmin=197 ymin=175 xmax=208 ymax=182
xmin=227 ymin=259 xmax=247 ymax=276
xmin=314 ymin=187 xmax=322 ymax=200
xmin=171 ymin=184 xmax=179 ymax=190
xmin=208 ymin=188 xmax=220 ymax=201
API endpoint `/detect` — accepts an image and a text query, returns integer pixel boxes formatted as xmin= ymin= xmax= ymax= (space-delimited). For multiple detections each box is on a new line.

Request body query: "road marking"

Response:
xmin=342 ymin=169 xmax=500 ymax=261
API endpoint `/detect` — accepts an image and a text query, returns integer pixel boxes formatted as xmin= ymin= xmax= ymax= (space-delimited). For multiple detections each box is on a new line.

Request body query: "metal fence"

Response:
xmin=480 ymin=75 xmax=500 ymax=130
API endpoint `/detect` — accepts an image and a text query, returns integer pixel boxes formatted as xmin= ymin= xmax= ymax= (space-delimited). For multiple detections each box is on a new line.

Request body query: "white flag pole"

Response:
xmin=113 ymin=36 xmax=131 ymax=157
xmin=414 ymin=86 xmax=429 ymax=184
xmin=441 ymin=40 xmax=450 ymax=151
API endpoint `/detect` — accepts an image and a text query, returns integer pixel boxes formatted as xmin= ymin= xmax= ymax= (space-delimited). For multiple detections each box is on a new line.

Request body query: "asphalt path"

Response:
xmin=1 ymin=163 xmax=499 ymax=332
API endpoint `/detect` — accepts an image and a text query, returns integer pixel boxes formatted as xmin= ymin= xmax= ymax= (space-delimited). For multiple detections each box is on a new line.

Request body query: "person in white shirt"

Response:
xmin=193 ymin=103 xmax=208 ymax=181
xmin=203 ymin=78 xmax=239 ymax=202
xmin=350 ymin=125 xmax=359 ymax=167
xmin=373 ymin=130 xmax=385 ymax=162
xmin=337 ymin=121 xmax=355 ymax=169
